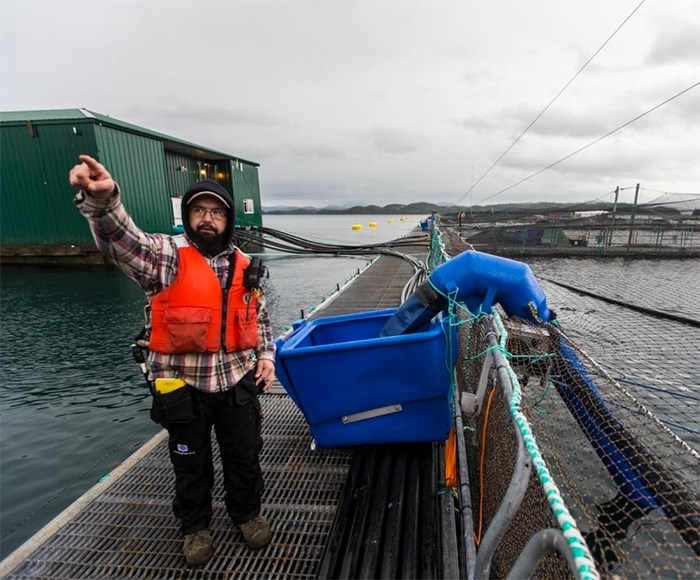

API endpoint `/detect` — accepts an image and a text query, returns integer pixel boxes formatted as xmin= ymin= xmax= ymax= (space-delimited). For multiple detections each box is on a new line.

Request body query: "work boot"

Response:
xmin=183 ymin=529 xmax=214 ymax=567
xmin=238 ymin=515 xmax=272 ymax=550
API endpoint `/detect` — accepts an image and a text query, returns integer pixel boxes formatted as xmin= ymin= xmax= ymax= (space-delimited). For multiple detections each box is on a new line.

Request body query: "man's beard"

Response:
xmin=190 ymin=229 xmax=227 ymax=257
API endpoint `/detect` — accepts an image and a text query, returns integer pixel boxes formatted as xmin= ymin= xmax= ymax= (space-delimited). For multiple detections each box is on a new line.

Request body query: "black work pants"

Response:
xmin=163 ymin=388 xmax=264 ymax=535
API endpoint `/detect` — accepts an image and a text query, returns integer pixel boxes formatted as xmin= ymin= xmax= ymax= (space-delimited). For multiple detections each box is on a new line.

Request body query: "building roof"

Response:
xmin=0 ymin=108 xmax=259 ymax=166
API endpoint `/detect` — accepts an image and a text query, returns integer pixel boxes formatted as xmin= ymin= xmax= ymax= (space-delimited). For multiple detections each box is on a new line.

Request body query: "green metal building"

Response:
xmin=0 ymin=109 xmax=263 ymax=263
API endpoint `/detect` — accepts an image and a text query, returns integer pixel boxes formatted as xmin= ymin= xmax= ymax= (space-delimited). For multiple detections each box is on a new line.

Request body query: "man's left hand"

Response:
xmin=255 ymin=359 xmax=276 ymax=393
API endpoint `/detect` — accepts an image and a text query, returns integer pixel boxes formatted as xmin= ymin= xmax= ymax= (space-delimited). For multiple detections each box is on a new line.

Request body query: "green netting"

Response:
xmin=432 ymin=226 xmax=699 ymax=578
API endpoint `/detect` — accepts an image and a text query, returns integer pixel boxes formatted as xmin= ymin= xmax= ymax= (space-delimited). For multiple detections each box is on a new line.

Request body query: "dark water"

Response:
xmin=0 ymin=268 xmax=160 ymax=558
xmin=528 ymin=257 xmax=700 ymax=449
xmin=0 ymin=214 xmax=419 ymax=559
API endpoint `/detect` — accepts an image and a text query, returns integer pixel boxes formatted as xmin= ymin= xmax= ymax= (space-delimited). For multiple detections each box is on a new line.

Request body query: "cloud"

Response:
xmin=124 ymin=103 xmax=283 ymax=129
xmin=645 ymin=23 xmax=700 ymax=65
xmin=2 ymin=0 xmax=699 ymax=208
xmin=369 ymin=126 xmax=422 ymax=154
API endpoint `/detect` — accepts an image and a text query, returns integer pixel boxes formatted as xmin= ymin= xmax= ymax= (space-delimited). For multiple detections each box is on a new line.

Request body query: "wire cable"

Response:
xmin=542 ymin=276 xmax=700 ymax=327
xmin=452 ymin=0 xmax=648 ymax=208
xmin=474 ymin=83 xmax=700 ymax=206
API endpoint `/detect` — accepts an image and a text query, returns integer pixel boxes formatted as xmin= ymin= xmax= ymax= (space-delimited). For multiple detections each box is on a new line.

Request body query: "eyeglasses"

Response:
xmin=191 ymin=206 xmax=227 ymax=220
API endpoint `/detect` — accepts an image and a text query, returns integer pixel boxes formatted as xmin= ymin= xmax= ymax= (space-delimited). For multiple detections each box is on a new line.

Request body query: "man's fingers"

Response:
xmin=86 ymin=181 xmax=110 ymax=193
xmin=69 ymin=163 xmax=92 ymax=188
xmin=70 ymin=155 xmax=115 ymax=198
xmin=254 ymin=362 xmax=276 ymax=386
xmin=69 ymin=161 xmax=115 ymax=200
xmin=68 ymin=167 xmax=80 ymax=187
xmin=78 ymin=155 xmax=110 ymax=179
xmin=258 ymin=367 xmax=276 ymax=393
xmin=78 ymin=154 xmax=100 ymax=169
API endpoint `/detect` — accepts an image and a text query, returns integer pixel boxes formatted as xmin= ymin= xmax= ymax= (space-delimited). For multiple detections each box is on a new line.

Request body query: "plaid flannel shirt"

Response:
xmin=75 ymin=185 xmax=275 ymax=393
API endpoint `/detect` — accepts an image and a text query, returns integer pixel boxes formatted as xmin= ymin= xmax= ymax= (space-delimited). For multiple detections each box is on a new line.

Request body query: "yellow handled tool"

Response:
xmin=155 ymin=378 xmax=187 ymax=394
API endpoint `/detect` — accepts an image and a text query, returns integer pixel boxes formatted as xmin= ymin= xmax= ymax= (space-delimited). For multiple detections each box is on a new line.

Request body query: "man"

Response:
xmin=69 ymin=155 xmax=275 ymax=568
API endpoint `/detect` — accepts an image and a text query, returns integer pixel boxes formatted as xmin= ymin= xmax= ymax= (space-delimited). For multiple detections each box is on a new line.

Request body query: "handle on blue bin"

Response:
xmin=277 ymin=318 xmax=308 ymax=345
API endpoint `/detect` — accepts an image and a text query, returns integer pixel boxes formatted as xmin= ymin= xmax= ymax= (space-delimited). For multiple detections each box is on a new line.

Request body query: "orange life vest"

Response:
xmin=149 ymin=243 xmax=259 ymax=354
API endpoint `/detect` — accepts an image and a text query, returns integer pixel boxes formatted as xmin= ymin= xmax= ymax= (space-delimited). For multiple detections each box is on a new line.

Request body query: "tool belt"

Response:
xmin=132 ymin=332 xmax=195 ymax=424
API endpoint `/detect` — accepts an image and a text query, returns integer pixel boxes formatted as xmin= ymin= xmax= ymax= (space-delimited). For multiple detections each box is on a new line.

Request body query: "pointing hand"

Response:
xmin=69 ymin=155 xmax=116 ymax=199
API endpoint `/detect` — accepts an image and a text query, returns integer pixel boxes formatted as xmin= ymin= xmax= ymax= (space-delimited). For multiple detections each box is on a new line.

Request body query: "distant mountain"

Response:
xmin=263 ymin=202 xmax=453 ymax=215
xmin=262 ymin=199 xmax=677 ymax=216
xmin=263 ymin=205 xmax=318 ymax=212
xmin=263 ymin=201 xmax=358 ymax=212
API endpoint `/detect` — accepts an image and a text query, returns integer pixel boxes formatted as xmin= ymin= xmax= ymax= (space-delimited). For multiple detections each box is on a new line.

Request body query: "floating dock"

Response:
xmin=1 ymin=239 xmax=441 ymax=578
xmin=3 ymin=228 xmax=698 ymax=579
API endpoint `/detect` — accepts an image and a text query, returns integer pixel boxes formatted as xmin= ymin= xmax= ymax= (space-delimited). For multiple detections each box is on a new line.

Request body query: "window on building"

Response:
xmin=243 ymin=199 xmax=255 ymax=214
xmin=171 ymin=197 xmax=183 ymax=228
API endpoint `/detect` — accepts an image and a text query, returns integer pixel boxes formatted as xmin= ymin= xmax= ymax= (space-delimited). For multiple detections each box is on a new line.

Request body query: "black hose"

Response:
xmin=236 ymin=225 xmax=428 ymax=253
xmin=233 ymin=226 xmax=428 ymax=271
xmin=541 ymin=277 xmax=700 ymax=327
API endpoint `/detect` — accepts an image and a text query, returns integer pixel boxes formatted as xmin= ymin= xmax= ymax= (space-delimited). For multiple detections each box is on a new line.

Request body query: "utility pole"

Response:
xmin=609 ymin=186 xmax=619 ymax=246
xmin=627 ymin=183 xmax=640 ymax=250
xmin=470 ymin=166 xmax=474 ymax=216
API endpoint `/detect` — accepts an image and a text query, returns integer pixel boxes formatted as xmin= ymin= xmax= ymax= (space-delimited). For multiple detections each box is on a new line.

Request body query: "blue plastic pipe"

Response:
xmin=554 ymin=334 xmax=700 ymax=555
xmin=381 ymin=250 xmax=551 ymax=336
xmin=554 ymin=337 xmax=658 ymax=510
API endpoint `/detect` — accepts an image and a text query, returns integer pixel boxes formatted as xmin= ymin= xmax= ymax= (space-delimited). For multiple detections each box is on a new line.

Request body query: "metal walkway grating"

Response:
xmin=316 ymin=252 xmax=423 ymax=317
xmin=4 ymin=395 xmax=352 ymax=579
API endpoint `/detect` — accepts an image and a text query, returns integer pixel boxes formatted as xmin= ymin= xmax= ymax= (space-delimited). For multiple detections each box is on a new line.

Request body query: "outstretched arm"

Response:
xmin=69 ymin=154 xmax=174 ymax=293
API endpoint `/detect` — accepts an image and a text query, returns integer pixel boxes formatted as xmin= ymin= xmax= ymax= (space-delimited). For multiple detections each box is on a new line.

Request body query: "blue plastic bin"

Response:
xmin=274 ymin=308 xmax=456 ymax=448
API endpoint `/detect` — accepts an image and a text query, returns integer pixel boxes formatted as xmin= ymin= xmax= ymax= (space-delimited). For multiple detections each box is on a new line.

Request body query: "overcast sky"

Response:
xmin=2 ymin=0 xmax=698 ymax=208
